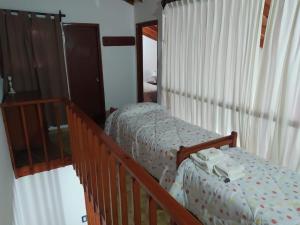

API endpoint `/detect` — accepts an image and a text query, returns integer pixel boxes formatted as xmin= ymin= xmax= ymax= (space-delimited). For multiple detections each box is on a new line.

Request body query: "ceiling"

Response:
xmin=143 ymin=25 xmax=158 ymax=41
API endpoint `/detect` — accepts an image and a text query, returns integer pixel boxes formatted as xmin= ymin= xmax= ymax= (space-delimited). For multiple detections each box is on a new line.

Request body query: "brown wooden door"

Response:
xmin=63 ymin=23 xmax=105 ymax=123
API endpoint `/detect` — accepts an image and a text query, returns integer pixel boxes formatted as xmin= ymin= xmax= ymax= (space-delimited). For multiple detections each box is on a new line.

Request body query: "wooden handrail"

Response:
xmin=67 ymin=102 xmax=203 ymax=225
xmin=0 ymin=98 xmax=66 ymax=107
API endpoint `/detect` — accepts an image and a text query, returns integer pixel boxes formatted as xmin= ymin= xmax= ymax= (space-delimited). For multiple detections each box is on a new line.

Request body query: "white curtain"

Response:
xmin=162 ymin=0 xmax=264 ymax=149
xmin=162 ymin=0 xmax=300 ymax=171
xmin=249 ymin=0 xmax=300 ymax=170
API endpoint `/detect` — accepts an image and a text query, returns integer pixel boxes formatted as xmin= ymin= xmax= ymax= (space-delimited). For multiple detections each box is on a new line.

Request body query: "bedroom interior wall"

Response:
xmin=0 ymin=0 xmax=136 ymax=109
xmin=143 ymin=35 xmax=157 ymax=82
xmin=134 ymin=0 xmax=162 ymax=103
xmin=0 ymin=79 xmax=15 ymax=225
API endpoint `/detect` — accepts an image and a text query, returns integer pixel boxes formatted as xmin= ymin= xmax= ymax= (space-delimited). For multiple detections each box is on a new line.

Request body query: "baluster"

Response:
xmin=37 ymin=104 xmax=49 ymax=163
xmin=109 ymin=155 xmax=118 ymax=225
xmin=132 ymin=178 xmax=141 ymax=225
xmin=74 ymin=113 xmax=80 ymax=175
xmin=77 ymin=117 xmax=83 ymax=183
xmin=91 ymin=134 xmax=99 ymax=209
xmin=96 ymin=142 xmax=105 ymax=216
xmin=54 ymin=103 xmax=64 ymax=160
xmin=87 ymin=128 xmax=93 ymax=199
xmin=20 ymin=106 xmax=33 ymax=168
xmin=82 ymin=123 xmax=88 ymax=192
xmin=149 ymin=196 xmax=157 ymax=225
xmin=119 ymin=165 xmax=128 ymax=225
xmin=102 ymin=146 xmax=112 ymax=225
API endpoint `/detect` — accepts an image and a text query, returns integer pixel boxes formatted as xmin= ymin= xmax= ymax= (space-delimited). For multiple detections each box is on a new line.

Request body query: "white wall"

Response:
xmin=134 ymin=0 xmax=161 ymax=23
xmin=142 ymin=36 xmax=157 ymax=82
xmin=0 ymin=0 xmax=136 ymax=109
xmin=13 ymin=166 xmax=86 ymax=225
xmin=0 ymin=79 xmax=15 ymax=225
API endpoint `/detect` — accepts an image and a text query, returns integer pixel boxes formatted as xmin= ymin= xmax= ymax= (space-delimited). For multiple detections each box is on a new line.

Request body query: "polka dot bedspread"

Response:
xmin=170 ymin=147 xmax=300 ymax=225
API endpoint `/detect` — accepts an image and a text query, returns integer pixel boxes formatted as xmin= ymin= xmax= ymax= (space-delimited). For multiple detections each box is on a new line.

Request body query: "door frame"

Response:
xmin=136 ymin=20 xmax=158 ymax=102
xmin=62 ymin=23 xmax=106 ymax=120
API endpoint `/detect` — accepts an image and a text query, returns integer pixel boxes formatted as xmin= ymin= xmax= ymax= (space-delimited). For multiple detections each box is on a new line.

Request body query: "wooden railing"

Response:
xmin=1 ymin=98 xmax=71 ymax=178
xmin=67 ymin=102 xmax=203 ymax=225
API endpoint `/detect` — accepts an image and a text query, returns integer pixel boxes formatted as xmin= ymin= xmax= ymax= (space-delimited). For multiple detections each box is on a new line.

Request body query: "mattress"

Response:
xmin=105 ymin=103 xmax=220 ymax=189
xmin=170 ymin=147 xmax=300 ymax=225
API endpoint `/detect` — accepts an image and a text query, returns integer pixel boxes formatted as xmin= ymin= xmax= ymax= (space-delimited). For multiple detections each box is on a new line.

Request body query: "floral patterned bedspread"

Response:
xmin=105 ymin=103 xmax=220 ymax=190
xmin=170 ymin=147 xmax=300 ymax=225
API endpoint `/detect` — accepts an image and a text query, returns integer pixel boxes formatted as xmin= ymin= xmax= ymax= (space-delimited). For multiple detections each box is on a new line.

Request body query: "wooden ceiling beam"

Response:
xmin=142 ymin=26 xmax=158 ymax=41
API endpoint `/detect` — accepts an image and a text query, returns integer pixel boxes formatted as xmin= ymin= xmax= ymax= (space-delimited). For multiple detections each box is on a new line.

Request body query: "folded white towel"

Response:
xmin=190 ymin=153 xmax=224 ymax=174
xmin=197 ymin=148 xmax=224 ymax=161
xmin=214 ymin=158 xmax=245 ymax=181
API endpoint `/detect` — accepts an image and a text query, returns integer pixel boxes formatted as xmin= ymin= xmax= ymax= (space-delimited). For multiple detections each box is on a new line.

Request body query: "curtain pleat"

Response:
xmin=162 ymin=0 xmax=300 ymax=171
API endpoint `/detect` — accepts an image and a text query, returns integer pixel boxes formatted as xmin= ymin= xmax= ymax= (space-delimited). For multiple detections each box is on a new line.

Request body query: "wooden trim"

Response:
xmin=0 ymin=98 xmax=66 ymax=107
xmin=132 ymin=178 xmax=141 ymax=225
xmin=176 ymin=131 xmax=238 ymax=167
xmin=15 ymin=157 xmax=72 ymax=178
xmin=119 ymin=165 xmax=128 ymax=225
xmin=102 ymin=36 xmax=135 ymax=46
xmin=143 ymin=26 xmax=158 ymax=41
xmin=149 ymin=196 xmax=157 ymax=225
xmin=136 ymin=20 xmax=158 ymax=102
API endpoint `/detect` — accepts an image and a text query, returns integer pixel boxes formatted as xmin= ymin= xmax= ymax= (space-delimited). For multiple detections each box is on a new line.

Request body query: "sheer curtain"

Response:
xmin=162 ymin=0 xmax=300 ymax=171
xmin=249 ymin=0 xmax=300 ymax=170
xmin=161 ymin=0 xmax=264 ymax=145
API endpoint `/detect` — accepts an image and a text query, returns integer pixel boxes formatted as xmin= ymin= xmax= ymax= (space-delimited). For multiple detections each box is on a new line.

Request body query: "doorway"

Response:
xmin=63 ymin=23 xmax=106 ymax=124
xmin=136 ymin=20 xmax=158 ymax=103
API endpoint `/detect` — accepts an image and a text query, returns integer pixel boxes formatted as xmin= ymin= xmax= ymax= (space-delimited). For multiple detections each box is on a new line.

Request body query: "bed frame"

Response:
xmin=176 ymin=131 xmax=237 ymax=167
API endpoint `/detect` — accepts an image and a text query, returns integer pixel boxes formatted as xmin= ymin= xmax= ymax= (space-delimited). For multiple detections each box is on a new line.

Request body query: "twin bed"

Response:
xmin=105 ymin=103 xmax=300 ymax=225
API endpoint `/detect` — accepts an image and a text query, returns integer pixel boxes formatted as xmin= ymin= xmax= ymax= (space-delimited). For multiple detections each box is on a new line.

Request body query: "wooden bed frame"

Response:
xmin=176 ymin=131 xmax=237 ymax=167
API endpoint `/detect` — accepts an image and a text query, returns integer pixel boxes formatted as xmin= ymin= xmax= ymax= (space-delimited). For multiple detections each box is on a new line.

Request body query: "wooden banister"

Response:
xmin=1 ymin=98 xmax=71 ymax=178
xmin=67 ymin=102 xmax=203 ymax=225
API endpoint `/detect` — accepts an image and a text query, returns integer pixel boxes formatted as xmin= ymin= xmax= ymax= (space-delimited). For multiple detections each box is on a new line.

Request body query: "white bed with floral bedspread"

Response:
xmin=105 ymin=103 xmax=220 ymax=190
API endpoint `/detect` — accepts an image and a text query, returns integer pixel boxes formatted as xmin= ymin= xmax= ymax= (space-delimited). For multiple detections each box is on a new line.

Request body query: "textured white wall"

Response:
xmin=0 ymin=0 xmax=137 ymax=109
xmin=0 ymin=81 xmax=15 ymax=225
xmin=134 ymin=0 xmax=161 ymax=23
xmin=142 ymin=36 xmax=157 ymax=82
xmin=13 ymin=166 xmax=86 ymax=225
